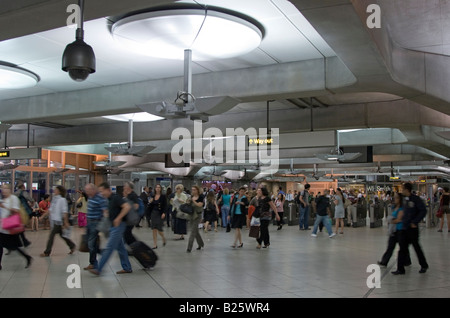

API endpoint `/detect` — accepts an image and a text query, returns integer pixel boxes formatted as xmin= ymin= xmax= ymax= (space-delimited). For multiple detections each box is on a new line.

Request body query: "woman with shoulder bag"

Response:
xmin=76 ymin=190 xmax=88 ymax=228
xmin=0 ymin=184 xmax=33 ymax=269
xmin=186 ymin=185 xmax=205 ymax=253
xmin=256 ymin=187 xmax=280 ymax=249
xmin=204 ymin=191 xmax=219 ymax=233
xmin=148 ymin=184 xmax=167 ymax=249
xmin=171 ymin=184 xmax=188 ymax=240
xmin=275 ymin=193 xmax=285 ymax=231
xmin=228 ymin=187 xmax=249 ymax=248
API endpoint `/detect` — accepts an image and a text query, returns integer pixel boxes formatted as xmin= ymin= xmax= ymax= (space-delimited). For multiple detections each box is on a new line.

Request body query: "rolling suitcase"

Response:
xmin=130 ymin=241 xmax=158 ymax=269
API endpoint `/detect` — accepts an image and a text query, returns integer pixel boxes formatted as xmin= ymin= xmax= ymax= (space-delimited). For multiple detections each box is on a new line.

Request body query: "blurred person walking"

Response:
xmin=378 ymin=193 xmax=411 ymax=267
xmin=334 ymin=188 xmax=346 ymax=235
xmin=83 ymin=183 xmax=108 ymax=271
xmin=255 ymin=187 xmax=280 ymax=249
xmin=275 ymin=193 xmax=285 ymax=230
xmin=437 ymin=187 xmax=450 ymax=232
xmin=218 ymin=188 xmax=232 ymax=229
xmin=204 ymin=191 xmax=219 ymax=233
xmin=171 ymin=184 xmax=188 ymax=240
xmin=75 ymin=190 xmax=88 ymax=228
xmin=89 ymin=182 xmax=132 ymax=276
xmin=148 ymin=184 xmax=167 ymax=249
xmin=311 ymin=190 xmax=336 ymax=238
xmin=0 ymin=184 xmax=33 ymax=269
xmin=40 ymin=186 xmax=76 ymax=257
xmin=186 ymin=186 xmax=205 ymax=253
xmin=392 ymin=183 xmax=429 ymax=275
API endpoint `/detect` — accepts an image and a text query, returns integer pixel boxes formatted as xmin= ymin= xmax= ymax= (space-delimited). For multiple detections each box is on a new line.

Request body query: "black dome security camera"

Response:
xmin=62 ymin=37 xmax=96 ymax=82
xmin=62 ymin=0 xmax=95 ymax=82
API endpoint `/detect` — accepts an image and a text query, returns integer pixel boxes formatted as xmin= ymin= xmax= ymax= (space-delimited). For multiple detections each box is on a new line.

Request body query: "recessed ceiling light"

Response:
xmin=102 ymin=112 xmax=164 ymax=122
xmin=111 ymin=7 xmax=263 ymax=61
xmin=0 ymin=64 xmax=39 ymax=89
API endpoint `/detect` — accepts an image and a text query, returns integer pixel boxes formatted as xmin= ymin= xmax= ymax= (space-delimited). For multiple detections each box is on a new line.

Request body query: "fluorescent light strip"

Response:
xmin=103 ymin=112 xmax=164 ymax=122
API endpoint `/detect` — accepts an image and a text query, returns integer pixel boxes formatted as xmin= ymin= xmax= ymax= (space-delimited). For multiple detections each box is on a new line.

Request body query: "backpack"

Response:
xmin=18 ymin=192 xmax=33 ymax=216
xmin=137 ymin=198 xmax=145 ymax=217
xmin=207 ymin=201 xmax=216 ymax=212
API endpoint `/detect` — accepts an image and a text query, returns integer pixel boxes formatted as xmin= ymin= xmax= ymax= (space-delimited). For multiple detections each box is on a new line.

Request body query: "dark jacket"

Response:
xmin=230 ymin=195 xmax=249 ymax=217
xmin=148 ymin=194 xmax=167 ymax=216
xmin=402 ymin=194 xmax=427 ymax=229
xmin=315 ymin=195 xmax=330 ymax=216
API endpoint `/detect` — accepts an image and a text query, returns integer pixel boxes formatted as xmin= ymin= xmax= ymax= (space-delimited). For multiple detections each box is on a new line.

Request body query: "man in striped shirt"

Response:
xmin=84 ymin=183 xmax=108 ymax=271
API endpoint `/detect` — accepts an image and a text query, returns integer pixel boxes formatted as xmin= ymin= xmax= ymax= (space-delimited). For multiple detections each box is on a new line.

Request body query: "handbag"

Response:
xmin=180 ymin=203 xmax=194 ymax=215
xmin=19 ymin=204 xmax=30 ymax=225
xmin=96 ymin=217 xmax=111 ymax=237
xmin=226 ymin=223 xmax=231 ymax=232
xmin=2 ymin=213 xmax=22 ymax=230
xmin=252 ymin=205 xmax=261 ymax=218
xmin=250 ymin=216 xmax=261 ymax=227
xmin=176 ymin=210 xmax=189 ymax=220
xmin=79 ymin=233 xmax=101 ymax=253
xmin=76 ymin=201 xmax=83 ymax=209
xmin=437 ymin=207 xmax=443 ymax=218
xmin=125 ymin=201 xmax=141 ymax=226
xmin=249 ymin=225 xmax=260 ymax=238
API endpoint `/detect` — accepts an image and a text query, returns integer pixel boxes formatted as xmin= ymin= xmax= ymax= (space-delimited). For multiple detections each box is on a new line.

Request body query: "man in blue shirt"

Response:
xmin=89 ymin=182 xmax=132 ymax=276
xmin=84 ymin=183 xmax=108 ymax=271
xmin=392 ymin=183 xmax=429 ymax=275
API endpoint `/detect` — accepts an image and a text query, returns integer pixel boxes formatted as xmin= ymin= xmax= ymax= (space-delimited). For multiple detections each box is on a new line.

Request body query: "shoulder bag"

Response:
xmin=180 ymin=203 xmax=194 ymax=215
xmin=125 ymin=200 xmax=140 ymax=226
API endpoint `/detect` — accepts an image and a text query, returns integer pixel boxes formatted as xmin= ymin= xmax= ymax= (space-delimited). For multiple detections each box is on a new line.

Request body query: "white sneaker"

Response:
xmin=311 ymin=233 xmax=317 ymax=237
xmin=329 ymin=233 xmax=336 ymax=238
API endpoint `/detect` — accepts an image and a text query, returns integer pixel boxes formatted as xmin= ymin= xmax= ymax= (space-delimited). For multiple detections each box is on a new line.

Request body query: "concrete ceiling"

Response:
xmin=0 ymin=0 xmax=449 ymax=180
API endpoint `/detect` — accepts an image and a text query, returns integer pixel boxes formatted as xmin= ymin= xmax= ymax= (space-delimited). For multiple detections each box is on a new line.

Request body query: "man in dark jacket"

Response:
xmin=311 ymin=190 xmax=336 ymax=238
xmin=392 ymin=183 xmax=429 ymax=275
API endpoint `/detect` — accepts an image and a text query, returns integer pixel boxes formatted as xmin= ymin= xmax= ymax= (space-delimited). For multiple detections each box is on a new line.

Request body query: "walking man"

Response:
xmin=89 ymin=182 xmax=132 ymax=276
xmin=83 ymin=183 xmax=108 ymax=271
xmin=392 ymin=183 xmax=429 ymax=275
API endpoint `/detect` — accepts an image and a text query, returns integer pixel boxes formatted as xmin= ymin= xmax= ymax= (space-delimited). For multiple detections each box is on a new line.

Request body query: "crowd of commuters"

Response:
xmin=0 ymin=179 xmax=436 ymax=278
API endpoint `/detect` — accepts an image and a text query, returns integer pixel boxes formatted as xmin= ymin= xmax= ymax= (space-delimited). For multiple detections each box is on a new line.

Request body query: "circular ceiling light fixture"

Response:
xmin=111 ymin=5 xmax=264 ymax=61
xmin=0 ymin=64 xmax=39 ymax=89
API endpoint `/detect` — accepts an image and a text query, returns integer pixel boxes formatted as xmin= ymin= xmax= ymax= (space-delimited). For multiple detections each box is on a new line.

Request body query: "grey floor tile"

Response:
xmin=1 ymin=224 xmax=447 ymax=298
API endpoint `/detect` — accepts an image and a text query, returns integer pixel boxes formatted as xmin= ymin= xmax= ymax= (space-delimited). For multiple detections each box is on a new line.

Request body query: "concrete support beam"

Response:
xmin=0 ymin=57 xmax=354 ymax=124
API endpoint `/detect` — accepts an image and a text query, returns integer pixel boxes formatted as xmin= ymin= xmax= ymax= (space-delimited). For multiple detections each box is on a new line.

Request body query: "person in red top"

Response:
xmin=39 ymin=194 xmax=51 ymax=230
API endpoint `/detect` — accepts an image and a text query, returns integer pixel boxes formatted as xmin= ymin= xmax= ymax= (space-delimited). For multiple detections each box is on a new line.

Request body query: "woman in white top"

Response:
xmin=334 ymin=188 xmax=346 ymax=235
xmin=171 ymin=184 xmax=188 ymax=240
xmin=40 ymin=186 xmax=76 ymax=257
xmin=275 ymin=193 xmax=285 ymax=231
xmin=0 ymin=184 xmax=33 ymax=269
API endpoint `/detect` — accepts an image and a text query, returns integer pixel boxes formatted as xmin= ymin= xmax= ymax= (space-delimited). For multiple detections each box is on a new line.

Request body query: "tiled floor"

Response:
xmin=0 ymin=219 xmax=448 ymax=298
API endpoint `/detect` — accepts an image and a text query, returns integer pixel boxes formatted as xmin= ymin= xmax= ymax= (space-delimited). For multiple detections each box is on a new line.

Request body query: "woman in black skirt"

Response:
xmin=0 ymin=184 xmax=33 ymax=269
xmin=148 ymin=184 xmax=167 ymax=249
xmin=228 ymin=187 xmax=249 ymax=248
xmin=203 ymin=191 xmax=219 ymax=233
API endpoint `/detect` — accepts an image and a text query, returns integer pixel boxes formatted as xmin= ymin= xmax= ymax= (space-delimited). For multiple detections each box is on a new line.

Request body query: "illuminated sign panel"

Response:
xmin=0 ymin=151 xmax=10 ymax=158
